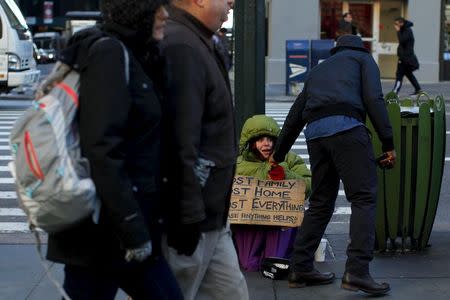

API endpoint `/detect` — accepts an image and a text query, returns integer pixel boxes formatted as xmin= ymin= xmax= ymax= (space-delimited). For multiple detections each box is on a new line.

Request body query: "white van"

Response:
xmin=0 ymin=0 xmax=40 ymax=91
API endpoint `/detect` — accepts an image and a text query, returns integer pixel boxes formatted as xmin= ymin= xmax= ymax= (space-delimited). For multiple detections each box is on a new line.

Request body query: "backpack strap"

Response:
xmin=117 ymin=40 xmax=130 ymax=85
xmin=96 ymin=37 xmax=130 ymax=86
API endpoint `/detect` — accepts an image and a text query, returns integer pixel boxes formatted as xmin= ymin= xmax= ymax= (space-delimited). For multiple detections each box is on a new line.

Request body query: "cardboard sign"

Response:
xmin=229 ymin=176 xmax=305 ymax=227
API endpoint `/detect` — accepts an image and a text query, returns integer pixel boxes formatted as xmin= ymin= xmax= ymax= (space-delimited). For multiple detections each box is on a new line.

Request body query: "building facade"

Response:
xmin=266 ymin=0 xmax=447 ymax=85
xmin=16 ymin=0 xmax=100 ymax=33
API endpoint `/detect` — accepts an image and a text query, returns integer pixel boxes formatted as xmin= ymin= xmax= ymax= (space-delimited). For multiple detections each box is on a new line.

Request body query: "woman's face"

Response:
xmin=152 ymin=5 xmax=169 ymax=41
xmin=255 ymin=136 xmax=274 ymax=160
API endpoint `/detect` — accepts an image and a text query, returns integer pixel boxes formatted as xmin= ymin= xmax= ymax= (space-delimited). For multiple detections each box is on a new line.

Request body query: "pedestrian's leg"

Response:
xmin=290 ymin=139 xmax=340 ymax=272
xmin=63 ymin=264 xmax=118 ymax=300
xmin=161 ymin=234 xmax=211 ymax=300
xmin=332 ymin=127 xmax=377 ymax=276
xmin=405 ymin=69 xmax=422 ymax=93
xmin=392 ymin=61 xmax=405 ymax=94
xmin=118 ymin=257 xmax=183 ymax=300
xmin=196 ymin=225 xmax=249 ymax=300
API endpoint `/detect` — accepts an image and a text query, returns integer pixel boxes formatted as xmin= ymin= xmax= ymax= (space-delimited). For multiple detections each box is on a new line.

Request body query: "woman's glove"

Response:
xmin=125 ymin=240 xmax=152 ymax=262
xmin=269 ymin=163 xmax=285 ymax=180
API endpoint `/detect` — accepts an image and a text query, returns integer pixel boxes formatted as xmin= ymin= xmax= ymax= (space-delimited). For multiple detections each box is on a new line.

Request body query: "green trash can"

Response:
xmin=367 ymin=92 xmax=446 ymax=251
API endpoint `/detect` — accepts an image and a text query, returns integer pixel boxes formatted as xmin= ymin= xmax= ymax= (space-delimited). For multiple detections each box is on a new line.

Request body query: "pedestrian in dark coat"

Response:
xmin=392 ymin=17 xmax=422 ymax=95
xmin=337 ymin=12 xmax=357 ymax=37
xmin=271 ymin=35 xmax=396 ymax=296
xmin=159 ymin=0 xmax=248 ymax=299
xmin=45 ymin=1 xmax=183 ymax=299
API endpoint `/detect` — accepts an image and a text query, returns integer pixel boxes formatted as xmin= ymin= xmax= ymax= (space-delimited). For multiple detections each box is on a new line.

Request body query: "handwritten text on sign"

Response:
xmin=229 ymin=176 xmax=305 ymax=227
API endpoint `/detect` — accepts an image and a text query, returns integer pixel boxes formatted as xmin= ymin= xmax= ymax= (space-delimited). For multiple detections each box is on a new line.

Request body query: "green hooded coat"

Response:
xmin=237 ymin=115 xmax=311 ymax=195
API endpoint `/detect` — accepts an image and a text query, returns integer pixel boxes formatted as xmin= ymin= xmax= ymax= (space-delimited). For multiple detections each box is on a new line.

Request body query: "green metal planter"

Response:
xmin=367 ymin=92 xmax=446 ymax=251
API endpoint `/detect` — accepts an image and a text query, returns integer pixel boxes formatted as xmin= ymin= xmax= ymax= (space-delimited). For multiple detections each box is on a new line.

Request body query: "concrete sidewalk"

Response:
xmin=2 ymin=231 xmax=450 ymax=299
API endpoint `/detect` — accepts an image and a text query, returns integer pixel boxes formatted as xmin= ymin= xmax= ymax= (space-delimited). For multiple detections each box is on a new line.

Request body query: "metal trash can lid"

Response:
xmin=400 ymin=106 xmax=434 ymax=117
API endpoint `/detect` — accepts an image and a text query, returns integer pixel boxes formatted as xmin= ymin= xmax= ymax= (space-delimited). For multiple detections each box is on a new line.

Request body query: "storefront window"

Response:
xmin=320 ymin=0 xmax=343 ymax=40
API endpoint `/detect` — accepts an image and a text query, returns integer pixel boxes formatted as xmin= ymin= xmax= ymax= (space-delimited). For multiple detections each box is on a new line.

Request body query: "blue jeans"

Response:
xmin=63 ymin=256 xmax=183 ymax=300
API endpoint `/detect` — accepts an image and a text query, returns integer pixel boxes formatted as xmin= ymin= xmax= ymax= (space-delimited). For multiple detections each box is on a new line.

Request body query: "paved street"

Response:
xmin=0 ymin=73 xmax=450 ymax=298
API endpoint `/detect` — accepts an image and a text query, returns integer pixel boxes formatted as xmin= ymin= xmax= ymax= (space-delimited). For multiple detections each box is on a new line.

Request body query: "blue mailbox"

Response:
xmin=311 ymin=39 xmax=335 ymax=69
xmin=286 ymin=40 xmax=310 ymax=95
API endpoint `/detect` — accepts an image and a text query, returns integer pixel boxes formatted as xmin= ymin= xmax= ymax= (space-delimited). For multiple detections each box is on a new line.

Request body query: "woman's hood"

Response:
xmin=239 ymin=115 xmax=280 ymax=153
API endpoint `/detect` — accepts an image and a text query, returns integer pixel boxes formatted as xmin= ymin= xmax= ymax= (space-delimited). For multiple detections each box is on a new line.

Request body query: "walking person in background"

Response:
xmin=392 ymin=17 xmax=422 ymax=95
xmin=271 ymin=35 xmax=396 ymax=295
xmin=233 ymin=115 xmax=311 ymax=272
xmin=159 ymin=0 xmax=248 ymax=299
xmin=215 ymin=27 xmax=233 ymax=70
xmin=337 ymin=12 xmax=357 ymax=37
xmin=45 ymin=1 xmax=183 ymax=299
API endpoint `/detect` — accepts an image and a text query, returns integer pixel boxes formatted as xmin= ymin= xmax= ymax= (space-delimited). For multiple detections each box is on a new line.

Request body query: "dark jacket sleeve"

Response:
xmin=79 ymin=38 xmax=150 ymax=248
xmin=163 ymin=44 xmax=207 ymax=225
xmin=397 ymin=28 xmax=413 ymax=47
xmin=273 ymin=89 xmax=307 ymax=162
xmin=361 ymin=56 xmax=394 ymax=152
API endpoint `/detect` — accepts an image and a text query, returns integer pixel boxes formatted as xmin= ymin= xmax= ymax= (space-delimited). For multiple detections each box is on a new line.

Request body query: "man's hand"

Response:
xmin=378 ymin=150 xmax=397 ymax=169
xmin=167 ymin=222 xmax=202 ymax=256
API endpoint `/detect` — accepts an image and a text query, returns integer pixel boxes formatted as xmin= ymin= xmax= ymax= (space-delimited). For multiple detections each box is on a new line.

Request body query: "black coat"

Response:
xmin=159 ymin=6 xmax=237 ymax=232
xmin=47 ymin=25 xmax=165 ymax=267
xmin=274 ymin=38 xmax=394 ymax=162
xmin=397 ymin=20 xmax=419 ymax=71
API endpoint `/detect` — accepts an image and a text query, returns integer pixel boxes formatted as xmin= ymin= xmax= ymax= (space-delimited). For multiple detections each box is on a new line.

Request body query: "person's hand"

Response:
xmin=167 ymin=222 xmax=201 ymax=256
xmin=269 ymin=163 xmax=285 ymax=180
xmin=125 ymin=240 xmax=152 ymax=262
xmin=35 ymin=62 xmax=71 ymax=99
xmin=378 ymin=150 xmax=397 ymax=169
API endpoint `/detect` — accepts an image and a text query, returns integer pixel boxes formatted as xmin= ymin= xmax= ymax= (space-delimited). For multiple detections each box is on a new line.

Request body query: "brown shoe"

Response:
xmin=288 ymin=269 xmax=335 ymax=288
xmin=341 ymin=272 xmax=390 ymax=295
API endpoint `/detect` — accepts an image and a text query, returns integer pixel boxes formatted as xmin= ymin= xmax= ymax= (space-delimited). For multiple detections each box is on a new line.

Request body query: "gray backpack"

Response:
xmin=9 ymin=38 xmax=130 ymax=234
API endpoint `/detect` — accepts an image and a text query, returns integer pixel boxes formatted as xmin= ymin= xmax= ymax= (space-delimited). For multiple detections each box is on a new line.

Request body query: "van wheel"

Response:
xmin=0 ymin=86 xmax=13 ymax=94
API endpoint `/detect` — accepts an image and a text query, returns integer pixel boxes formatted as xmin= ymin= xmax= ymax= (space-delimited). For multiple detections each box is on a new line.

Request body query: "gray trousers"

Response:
xmin=162 ymin=224 xmax=249 ymax=300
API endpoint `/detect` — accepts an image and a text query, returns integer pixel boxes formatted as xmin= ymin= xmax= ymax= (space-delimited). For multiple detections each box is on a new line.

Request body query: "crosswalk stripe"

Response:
xmin=0 ymin=222 xmax=30 ymax=233
xmin=334 ymin=207 xmax=351 ymax=214
xmin=292 ymin=145 xmax=308 ymax=150
xmin=0 ymin=208 xmax=25 ymax=216
xmin=0 ymin=191 xmax=17 ymax=198
xmin=0 ymin=166 xmax=11 ymax=171
xmin=0 ymin=178 xmax=14 ymax=184
xmin=0 ymin=126 xmax=12 ymax=130
xmin=0 ymin=156 xmax=12 ymax=160
xmin=0 ymin=146 xmax=10 ymax=150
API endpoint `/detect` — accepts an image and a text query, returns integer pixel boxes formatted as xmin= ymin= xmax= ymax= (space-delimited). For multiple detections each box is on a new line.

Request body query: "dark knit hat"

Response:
xmin=101 ymin=0 xmax=168 ymax=32
xmin=330 ymin=34 xmax=370 ymax=55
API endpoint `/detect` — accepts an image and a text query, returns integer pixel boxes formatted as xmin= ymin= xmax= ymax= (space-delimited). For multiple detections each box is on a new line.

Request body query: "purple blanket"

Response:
xmin=233 ymin=225 xmax=298 ymax=272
